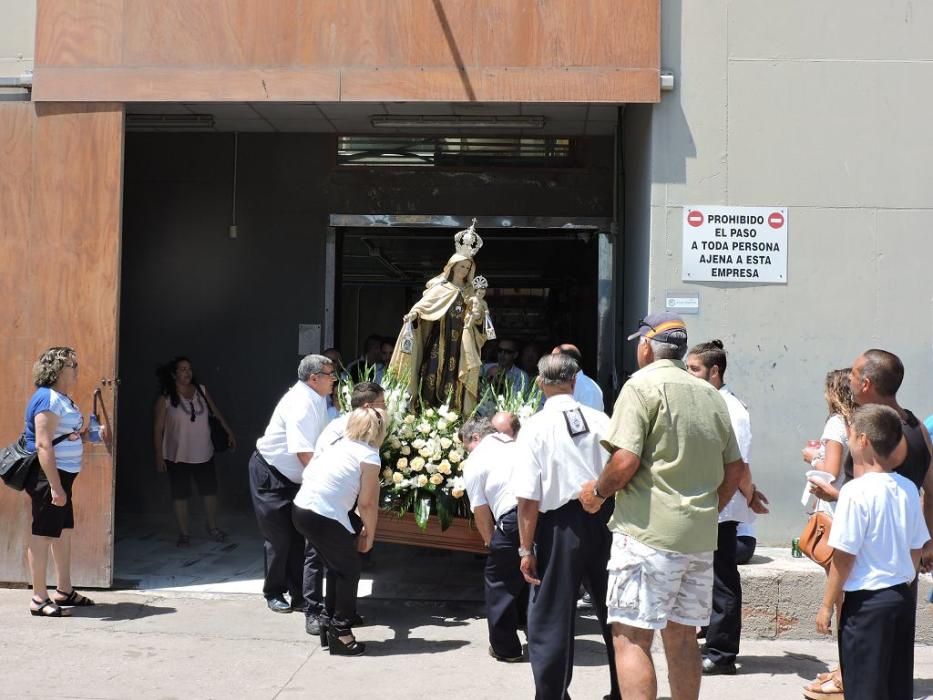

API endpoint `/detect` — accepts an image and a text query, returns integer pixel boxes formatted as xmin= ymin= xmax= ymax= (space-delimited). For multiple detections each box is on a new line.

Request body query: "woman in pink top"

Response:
xmin=153 ymin=356 xmax=235 ymax=546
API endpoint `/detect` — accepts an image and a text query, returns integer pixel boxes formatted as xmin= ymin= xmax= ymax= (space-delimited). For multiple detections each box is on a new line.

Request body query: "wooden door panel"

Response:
xmin=0 ymin=103 xmax=123 ymax=588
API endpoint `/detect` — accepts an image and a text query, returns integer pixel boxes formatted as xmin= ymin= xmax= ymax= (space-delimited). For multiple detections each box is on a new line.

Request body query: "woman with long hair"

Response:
xmin=153 ymin=356 xmax=235 ymax=546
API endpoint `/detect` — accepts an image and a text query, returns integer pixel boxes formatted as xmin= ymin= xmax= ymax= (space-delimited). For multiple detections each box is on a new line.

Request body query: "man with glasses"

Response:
xmin=249 ymin=354 xmax=337 ymax=613
xmin=484 ymin=340 xmax=530 ymax=396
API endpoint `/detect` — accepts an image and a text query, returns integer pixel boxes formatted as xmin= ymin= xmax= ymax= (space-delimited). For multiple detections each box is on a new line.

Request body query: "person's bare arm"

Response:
xmin=356 ymin=464 xmax=380 ymax=552
xmin=580 ymin=447 xmax=641 ymax=514
xmin=919 ymin=442 xmax=933 ymax=572
xmin=816 ymin=550 xmax=855 ymax=634
xmin=472 ymin=505 xmax=495 ymax=547
xmin=517 ymin=497 xmax=541 ymax=585
xmin=153 ymin=397 xmax=167 ymax=472
xmin=202 ymin=387 xmax=237 ymax=450
xmin=718 ymin=459 xmax=746 ymax=512
xmin=34 ymin=411 xmax=66 ymax=506
xmin=297 ymin=452 xmax=313 ymax=467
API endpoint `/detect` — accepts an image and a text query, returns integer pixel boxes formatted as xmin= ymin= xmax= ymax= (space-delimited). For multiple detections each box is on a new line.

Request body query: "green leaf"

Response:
xmin=414 ymin=492 xmax=432 ymax=530
xmin=436 ymin=492 xmax=453 ymax=531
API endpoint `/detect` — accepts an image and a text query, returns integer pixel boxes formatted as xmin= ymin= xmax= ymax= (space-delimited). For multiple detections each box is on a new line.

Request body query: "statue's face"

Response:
xmin=451 ymin=260 xmax=471 ymax=284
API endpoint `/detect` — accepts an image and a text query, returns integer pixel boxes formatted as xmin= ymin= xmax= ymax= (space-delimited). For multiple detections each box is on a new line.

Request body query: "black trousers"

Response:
xmin=292 ymin=506 xmax=361 ymax=633
xmin=248 ymin=450 xmax=304 ymax=601
xmin=302 ymin=541 xmax=325 ymax=616
xmin=839 ymin=583 xmax=915 ymax=700
xmin=705 ymin=521 xmax=741 ymax=666
xmin=528 ymin=499 xmax=619 ymax=700
xmin=735 ymin=535 xmax=757 ymax=565
xmin=485 ymin=508 xmax=529 ymax=658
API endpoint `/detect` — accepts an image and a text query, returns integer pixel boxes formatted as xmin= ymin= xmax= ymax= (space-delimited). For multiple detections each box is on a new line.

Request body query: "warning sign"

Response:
xmin=682 ymin=206 xmax=788 ymax=284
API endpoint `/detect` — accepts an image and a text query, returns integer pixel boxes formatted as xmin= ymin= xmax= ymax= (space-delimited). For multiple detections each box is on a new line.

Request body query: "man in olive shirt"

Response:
xmin=580 ymin=312 xmax=745 ymax=700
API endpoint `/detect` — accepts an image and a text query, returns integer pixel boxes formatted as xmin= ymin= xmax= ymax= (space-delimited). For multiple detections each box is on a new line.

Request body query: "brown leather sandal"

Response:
xmin=803 ymin=668 xmax=844 ymax=699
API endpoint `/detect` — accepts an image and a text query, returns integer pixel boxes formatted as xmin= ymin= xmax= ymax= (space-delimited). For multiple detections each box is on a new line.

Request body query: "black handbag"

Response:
xmin=195 ymin=386 xmax=229 ymax=454
xmin=0 ymin=432 xmax=71 ymax=491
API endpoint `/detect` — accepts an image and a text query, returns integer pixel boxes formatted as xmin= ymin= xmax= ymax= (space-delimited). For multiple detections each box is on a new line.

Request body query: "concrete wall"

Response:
xmin=632 ymin=0 xmax=933 ymax=544
xmin=118 ymin=132 xmax=613 ymax=515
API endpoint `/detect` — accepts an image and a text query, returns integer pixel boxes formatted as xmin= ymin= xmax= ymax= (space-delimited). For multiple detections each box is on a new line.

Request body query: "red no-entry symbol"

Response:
xmin=687 ymin=210 xmax=704 ymax=227
xmin=768 ymin=211 xmax=784 ymax=229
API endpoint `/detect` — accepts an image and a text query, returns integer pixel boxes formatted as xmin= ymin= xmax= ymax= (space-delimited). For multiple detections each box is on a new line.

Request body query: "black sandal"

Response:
xmin=29 ymin=597 xmax=64 ymax=617
xmin=53 ymin=589 xmax=95 ymax=607
xmin=206 ymin=526 xmax=227 ymax=543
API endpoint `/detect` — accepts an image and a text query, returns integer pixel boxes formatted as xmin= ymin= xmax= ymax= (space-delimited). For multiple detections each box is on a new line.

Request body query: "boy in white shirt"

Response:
xmin=816 ymin=404 xmax=930 ymax=700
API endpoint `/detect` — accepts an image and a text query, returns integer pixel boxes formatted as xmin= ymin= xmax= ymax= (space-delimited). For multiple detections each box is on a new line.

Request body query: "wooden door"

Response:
xmin=0 ymin=102 xmax=124 ymax=587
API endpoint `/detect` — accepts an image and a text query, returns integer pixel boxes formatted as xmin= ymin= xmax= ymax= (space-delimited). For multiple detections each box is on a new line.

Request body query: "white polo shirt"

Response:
xmin=463 ymin=433 xmax=519 ymax=522
xmin=573 ymin=370 xmax=604 ymax=411
xmin=314 ymin=413 xmax=349 ymax=456
xmin=256 ymin=381 xmax=328 ymax=484
xmin=718 ymin=384 xmax=753 ymax=524
xmin=511 ymin=393 xmax=610 ymax=513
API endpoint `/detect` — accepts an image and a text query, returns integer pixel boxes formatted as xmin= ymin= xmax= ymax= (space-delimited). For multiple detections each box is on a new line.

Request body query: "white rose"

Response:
xmin=437 ymin=419 xmax=448 ymax=430
xmin=412 ymin=438 xmax=426 ymax=450
xmin=429 ymin=473 xmax=444 ymax=486
xmin=417 ymin=474 xmax=429 ymax=487
xmin=451 ymin=488 xmax=465 ymax=498
xmin=404 ymin=415 xmax=416 ymax=424
xmin=437 ymin=460 xmax=452 ymax=475
xmin=446 ymin=410 xmax=458 ymax=422
xmin=396 ymin=457 xmax=409 ymax=469
xmin=418 ymin=447 xmax=432 ymax=458
xmin=410 ymin=457 xmax=426 ymax=472
xmin=440 ymin=437 xmax=452 ymax=450
xmin=389 ymin=437 xmax=402 ymax=449
xmin=448 ymin=449 xmax=463 ymax=463
xmin=418 ymin=422 xmax=432 ymax=434
xmin=382 ymin=468 xmax=393 ymax=479
xmin=400 ymin=445 xmax=412 ymax=455
xmin=382 ymin=451 xmax=391 ymax=460
xmin=426 ymin=463 xmax=438 ymax=474
xmin=392 ymin=472 xmax=404 ymax=484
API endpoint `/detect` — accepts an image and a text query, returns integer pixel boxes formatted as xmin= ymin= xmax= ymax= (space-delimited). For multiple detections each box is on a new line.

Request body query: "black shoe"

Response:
xmin=488 ymin=646 xmax=523 ymax=663
xmin=306 ymin=614 xmax=321 ymax=637
xmin=290 ymin=600 xmax=307 ymax=613
xmin=266 ymin=595 xmax=291 ymax=613
xmin=327 ymin=628 xmax=365 ymax=656
xmin=350 ymin=613 xmax=365 ymax=627
xmin=576 ymin=592 xmax=593 ymax=610
xmin=701 ymin=657 xmax=737 ymax=675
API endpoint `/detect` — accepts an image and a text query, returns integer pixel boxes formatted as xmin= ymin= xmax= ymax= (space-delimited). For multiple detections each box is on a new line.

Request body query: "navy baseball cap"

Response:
xmin=627 ymin=312 xmax=688 ymax=344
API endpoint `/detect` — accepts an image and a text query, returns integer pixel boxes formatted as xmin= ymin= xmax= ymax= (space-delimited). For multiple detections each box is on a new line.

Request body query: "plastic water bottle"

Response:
xmin=88 ymin=414 xmax=102 ymax=443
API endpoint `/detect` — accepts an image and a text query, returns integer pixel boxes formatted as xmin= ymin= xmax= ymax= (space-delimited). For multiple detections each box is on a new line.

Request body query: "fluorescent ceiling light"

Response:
xmin=371 ymin=115 xmax=545 ymax=129
xmin=126 ymin=114 xmax=215 ymax=131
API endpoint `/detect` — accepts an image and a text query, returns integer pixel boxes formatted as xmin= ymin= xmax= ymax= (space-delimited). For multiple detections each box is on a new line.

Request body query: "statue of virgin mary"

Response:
xmin=388 ymin=221 xmax=488 ymax=414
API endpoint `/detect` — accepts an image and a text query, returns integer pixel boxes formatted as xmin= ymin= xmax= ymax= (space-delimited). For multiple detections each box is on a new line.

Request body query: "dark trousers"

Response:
xmin=705 ymin=521 xmax=741 ymax=666
xmin=292 ymin=506 xmax=361 ymax=634
xmin=248 ymin=450 xmax=304 ymax=601
xmin=485 ymin=508 xmax=529 ymax=658
xmin=302 ymin=541 xmax=325 ymax=616
xmin=735 ymin=535 xmax=757 ymax=565
xmin=839 ymin=583 xmax=915 ymax=700
xmin=528 ymin=499 xmax=619 ymax=700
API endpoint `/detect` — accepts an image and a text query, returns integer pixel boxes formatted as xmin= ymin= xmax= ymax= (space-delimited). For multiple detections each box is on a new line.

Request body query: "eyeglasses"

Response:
xmin=314 ymin=370 xmax=337 ymax=379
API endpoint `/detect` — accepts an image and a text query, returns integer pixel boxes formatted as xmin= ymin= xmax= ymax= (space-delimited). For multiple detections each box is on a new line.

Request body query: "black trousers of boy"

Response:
xmin=248 ymin=450 xmax=304 ymax=603
xmin=484 ymin=508 xmax=529 ymax=658
xmin=839 ymin=582 xmax=914 ymax=700
xmin=302 ymin=543 xmax=325 ymax=617
xmin=292 ymin=506 xmax=362 ymax=634
xmin=704 ymin=521 xmax=741 ymax=667
xmin=527 ymin=498 xmax=620 ymax=700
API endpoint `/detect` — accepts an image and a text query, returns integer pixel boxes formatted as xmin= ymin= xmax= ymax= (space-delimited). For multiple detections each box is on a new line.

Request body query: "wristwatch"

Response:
xmin=593 ymin=483 xmax=606 ymax=500
xmin=518 ymin=546 xmax=533 ymax=557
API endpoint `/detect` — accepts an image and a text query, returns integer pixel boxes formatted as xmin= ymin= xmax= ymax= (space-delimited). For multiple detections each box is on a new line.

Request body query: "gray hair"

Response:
xmin=537 ymin=353 xmax=578 ymax=385
xmin=459 ymin=416 xmax=496 ymax=443
xmin=297 ymin=354 xmax=333 ymax=381
xmin=33 ymin=346 xmax=77 ymax=388
xmin=646 ymin=337 xmax=687 ymax=360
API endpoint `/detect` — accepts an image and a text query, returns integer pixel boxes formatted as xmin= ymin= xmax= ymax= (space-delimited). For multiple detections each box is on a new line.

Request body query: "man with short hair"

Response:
xmin=491 ymin=411 xmax=521 ymax=438
xmin=552 ymin=343 xmax=604 ymax=411
xmin=686 ymin=340 xmax=769 ymax=675
xmin=512 ymin=353 xmax=620 ymax=700
xmin=344 ymin=334 xmax=386 ymax=384
xmin=250 ymin=354 xmax=337 ymax=613
xmin=484 ymin=339 xmax=530 ymax=395
xmin=580 ymin=312 xmax=745 ymax=700
xmin=302 ymin=381 xmax=386 ymax=635
xmin=461 ymin=415 xmax=528 ymax=663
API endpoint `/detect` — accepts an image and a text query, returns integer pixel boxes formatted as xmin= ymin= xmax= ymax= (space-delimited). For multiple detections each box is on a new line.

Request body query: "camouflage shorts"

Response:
xmin=606 ymin=534 xmax=714 ymax=630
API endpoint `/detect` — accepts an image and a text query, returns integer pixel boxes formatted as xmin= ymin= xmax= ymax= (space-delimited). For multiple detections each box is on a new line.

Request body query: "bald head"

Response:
xmin=492 ymin=411 xmax=521 ymax=438
xmin=552 ymin=343 xmax=583 ymax=366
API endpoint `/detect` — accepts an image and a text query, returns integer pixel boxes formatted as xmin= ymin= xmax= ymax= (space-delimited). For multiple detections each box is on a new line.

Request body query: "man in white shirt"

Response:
xmin=462 ymin=414 xmax=528 ymax=663
xmin=249 ymin=354 xmax=336 ymax=613
xmin=512 ymin=354 xmax=620 ymax=700
xmin=686 ymin=340 xmax=769 ymax=675
xmin=303 ymin=381 xmax=385 ymax=635
xmin=483 ymin=339 xmax=530 ymax=396
xmin=553 ymin=343 xmax=604 ymax=411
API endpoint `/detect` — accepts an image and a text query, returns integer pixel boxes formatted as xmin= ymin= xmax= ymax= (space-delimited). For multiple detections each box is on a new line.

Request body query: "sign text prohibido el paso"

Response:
xmin=682 ymin=206 xmax=787 ymax=284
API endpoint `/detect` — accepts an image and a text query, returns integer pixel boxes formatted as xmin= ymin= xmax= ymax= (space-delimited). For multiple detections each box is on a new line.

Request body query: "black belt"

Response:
xmin=495 ymin=506 xmax=518 ymax=532
xmin=254 ymin=449 xmax=295 ymax=485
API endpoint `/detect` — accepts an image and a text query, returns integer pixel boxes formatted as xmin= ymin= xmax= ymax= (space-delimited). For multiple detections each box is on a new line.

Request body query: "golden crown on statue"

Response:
xmin=454 ymin=218 xmax=484 ymax=258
